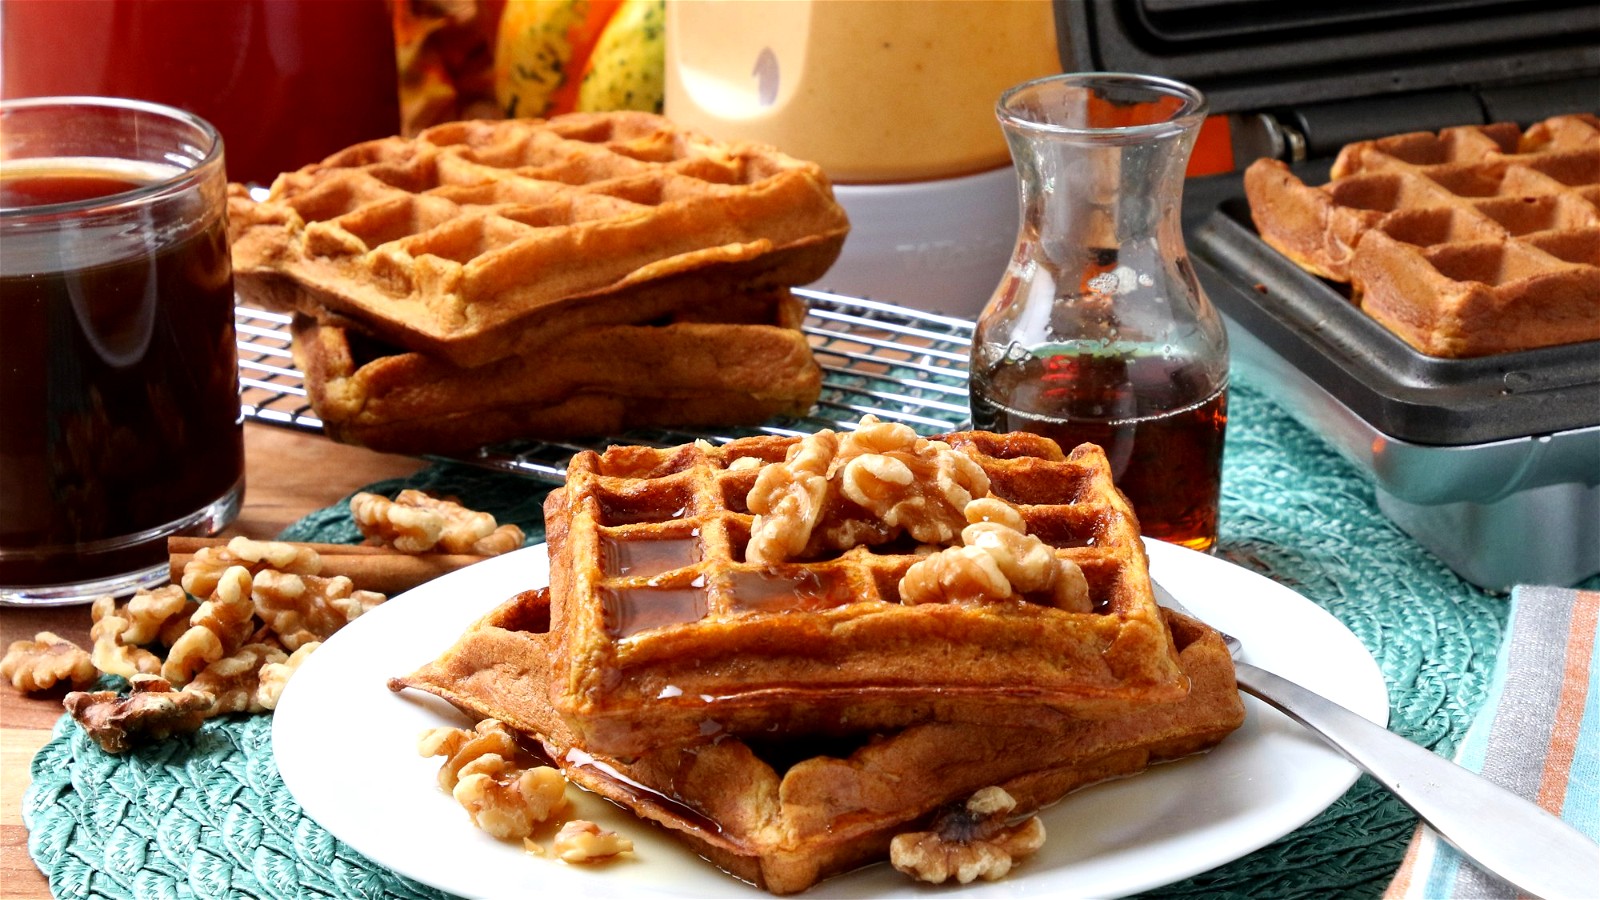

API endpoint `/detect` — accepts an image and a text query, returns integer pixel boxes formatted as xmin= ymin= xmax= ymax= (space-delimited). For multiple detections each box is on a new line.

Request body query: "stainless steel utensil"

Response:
xmin=1153 ymin=581 xmax=1599 ymax=900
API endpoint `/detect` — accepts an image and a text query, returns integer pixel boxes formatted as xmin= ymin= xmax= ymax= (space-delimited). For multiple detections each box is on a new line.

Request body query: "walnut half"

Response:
xmin=453 ymin=754 xmax=569 ymax=841
xmin=889 ymin=786 xmax=1046 ymax=885
xmin=252 ymin=570 xmax=384 ymax=650
xmin=63 ymin=674 xmax=216 ymax=754
xmin=1 ymin=632 xmax=97 ymax=693
xmin=419 ymin=718 xmax=522 ymax=791
xmin=352 ymin=490 xmax=524 ymax=555
xmin=899 ymin=497 xmax=1090 ymax=611
xmin=89 ymin=592 xmax=180 ymax=680
xmin=181 ymin=536 xmax=321 ymax=598
xmin=187 ymin=642 xmax=288 ymax=715
xmin=255 ymin=642 xmax=318 ymax=710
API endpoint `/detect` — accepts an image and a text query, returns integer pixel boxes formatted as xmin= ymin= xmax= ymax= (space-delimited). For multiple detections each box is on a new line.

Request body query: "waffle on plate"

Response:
xmin=230 ymin=111 xmax=850 ymax=368
xmin=1245 ymin=113 xmax=1600 ymax=357
xmin=290 ymin=289 xmax=821 ymax=454
xmin=391 ymin=588 xmax=1245 ymax=895
xmin=542 ymin=426 xmax=1188 ymax=756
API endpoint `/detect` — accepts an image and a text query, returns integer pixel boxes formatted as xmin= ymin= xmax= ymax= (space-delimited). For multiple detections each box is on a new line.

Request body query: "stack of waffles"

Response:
xmin=230 ymin=112 xmax=850 ymax=453
xmin=392 ymin=423 xmax=1246 ymax=893
xmin=1245 ymin=113 xmax=1599 ymax=357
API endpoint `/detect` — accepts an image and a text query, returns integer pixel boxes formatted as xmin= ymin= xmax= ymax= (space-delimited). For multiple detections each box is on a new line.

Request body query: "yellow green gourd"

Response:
xmin=577 ymin=0 xmax=666 ymax=113
xmin=494 ymin=0 xmax=665 ymax=119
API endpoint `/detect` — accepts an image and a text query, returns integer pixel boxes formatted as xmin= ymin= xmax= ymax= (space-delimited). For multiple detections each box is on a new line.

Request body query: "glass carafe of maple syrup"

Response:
xmin=970 ymin=73 xmax=1229 ymax=552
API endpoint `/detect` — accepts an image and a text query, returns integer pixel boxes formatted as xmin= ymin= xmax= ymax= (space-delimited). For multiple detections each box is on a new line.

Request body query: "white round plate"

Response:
xmin=274 ymin=540 xmax=1387 ymax=899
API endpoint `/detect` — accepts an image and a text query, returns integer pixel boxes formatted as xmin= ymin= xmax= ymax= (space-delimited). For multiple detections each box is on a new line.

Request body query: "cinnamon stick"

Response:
xmin=167 ymin=536 xmax=490 ymax=595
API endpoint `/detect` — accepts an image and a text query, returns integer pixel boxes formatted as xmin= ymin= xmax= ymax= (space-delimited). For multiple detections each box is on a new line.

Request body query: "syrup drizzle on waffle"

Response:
xmin=545 ymin=430 xmax=1187 ymax=756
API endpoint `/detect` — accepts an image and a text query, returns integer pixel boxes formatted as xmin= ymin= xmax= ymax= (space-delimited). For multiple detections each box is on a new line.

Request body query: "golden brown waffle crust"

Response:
xmin=544 ymin=430 xmax=1189 ymax=756
xmin=1244 ymin=114 xmax=1600 ymax=357
xmin=391 ymin=591 xmax=1243 ymax=895
xmin=230 ymin=111 xmax=850 ymax=368
xmin=289 ymin=290 xmax=820 ymax=453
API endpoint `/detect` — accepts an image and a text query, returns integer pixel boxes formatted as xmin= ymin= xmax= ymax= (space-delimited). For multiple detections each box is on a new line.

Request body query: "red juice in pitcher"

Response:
xmin=0 ymin=0 xmax=400 ymax=185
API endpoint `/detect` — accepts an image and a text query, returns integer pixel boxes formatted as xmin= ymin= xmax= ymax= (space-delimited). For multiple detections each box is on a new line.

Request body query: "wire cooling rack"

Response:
xmin=236 ymin=288 xmax=977 ymax=484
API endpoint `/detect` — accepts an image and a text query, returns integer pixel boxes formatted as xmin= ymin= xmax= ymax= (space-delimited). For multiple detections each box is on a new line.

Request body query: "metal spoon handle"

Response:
xmin=1235 ymin=662 xmax=1599 ymax=900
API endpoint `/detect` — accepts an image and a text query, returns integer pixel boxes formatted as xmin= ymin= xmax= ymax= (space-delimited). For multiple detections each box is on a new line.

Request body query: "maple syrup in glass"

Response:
xmin=971 ymin=74 xmax=1228 ymax=552
xmin=0 ymin=98 xmax=244 ymax=605
xmin=970 ymin=349 xmax=1227 ymax=552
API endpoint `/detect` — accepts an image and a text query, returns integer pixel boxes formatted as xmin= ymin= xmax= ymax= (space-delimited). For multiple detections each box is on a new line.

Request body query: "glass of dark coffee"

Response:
xmin=0 ymin=97 xmax=245 ymax=605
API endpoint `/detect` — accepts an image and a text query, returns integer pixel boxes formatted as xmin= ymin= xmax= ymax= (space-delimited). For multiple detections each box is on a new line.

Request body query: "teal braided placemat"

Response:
xmin=25 ymin=380 xmax=1533 ymax=899
xmin=25 ymin=712 xmax=450 ymax=900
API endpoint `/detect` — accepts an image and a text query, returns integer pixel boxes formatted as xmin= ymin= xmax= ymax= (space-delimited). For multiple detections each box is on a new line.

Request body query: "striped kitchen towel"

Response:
xmin=1384 ymin=585 xmax=1598 ymax=899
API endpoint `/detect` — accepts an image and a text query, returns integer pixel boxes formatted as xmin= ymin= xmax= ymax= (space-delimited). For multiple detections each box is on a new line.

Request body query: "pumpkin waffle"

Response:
xmin=543 ymin=428 xmax=1188 ymax=756
xmin=290 ymin=289 xmax=821 ymax=453
xmin=230 ymin=111 xmax=850 ymax=368
xmin=390 ymin=589 xmax=1245 ymax=895
xmin=1245 ymin=113 xmax=1600 ymax=357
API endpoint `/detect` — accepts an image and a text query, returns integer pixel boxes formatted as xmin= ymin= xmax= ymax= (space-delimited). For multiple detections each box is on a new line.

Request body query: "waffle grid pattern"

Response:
xmin=1246 ymin=113 xmax=1600 ymax=357
xmin=546 ymin=431 xmax=1184 ymax=755
xmin=1332 ymin=116 xmax=1599 ymax=283
xmin=570 ymin=434 xmax=1134 ymax=625
xmin=232 ymin=113 xmax=850 ymax=368
xmin=289 ymin=117 xmax=797 ymax=268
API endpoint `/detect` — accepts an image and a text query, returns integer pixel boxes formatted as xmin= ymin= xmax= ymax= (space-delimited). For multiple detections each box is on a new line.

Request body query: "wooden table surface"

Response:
xmin=0 ymin=423 xmax=425 ymax=899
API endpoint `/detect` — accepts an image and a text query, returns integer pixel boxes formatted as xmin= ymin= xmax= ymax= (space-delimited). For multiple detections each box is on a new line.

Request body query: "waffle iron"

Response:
xmin=1053 ymin=0 xmax=1600 ymax=589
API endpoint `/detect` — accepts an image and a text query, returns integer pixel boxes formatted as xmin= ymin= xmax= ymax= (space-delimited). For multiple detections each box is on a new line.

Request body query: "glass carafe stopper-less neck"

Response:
xmin=971 ymin=72 xmax=1230 ymax=553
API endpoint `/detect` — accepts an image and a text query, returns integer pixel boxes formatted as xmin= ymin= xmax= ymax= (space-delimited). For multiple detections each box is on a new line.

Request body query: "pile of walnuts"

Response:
xmin=1 ymin=491 xmax=521 ymax=754
xmin=744 ymin=415 xmax=1089 ymax=612
xmin=746 ymin=415 xmax=991 ymax=564
xmin=8 ymin=536 xmax=374 ymax=754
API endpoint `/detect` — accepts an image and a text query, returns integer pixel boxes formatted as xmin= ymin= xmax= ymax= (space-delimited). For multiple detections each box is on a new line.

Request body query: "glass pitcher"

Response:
xmin=970 ymin=73 xmax=1229 ymax=552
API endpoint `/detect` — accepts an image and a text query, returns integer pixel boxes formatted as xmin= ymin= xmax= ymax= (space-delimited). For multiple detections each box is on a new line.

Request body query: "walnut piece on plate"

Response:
xmin=890 ymin=786 xmax=1046 ymax=885
xmin=552 ymin=819 xmax=634 ymax=863
xmin=454 ymin=754 xmax=569 ymax=840
xmin=420 ymin=719 xmax=571 ymax=841
xmin=419 ymin=719 xmax=523 ymax=791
